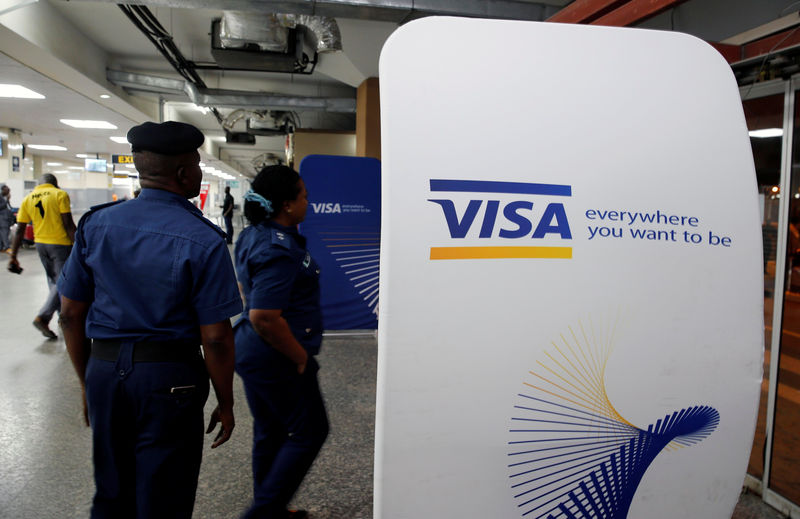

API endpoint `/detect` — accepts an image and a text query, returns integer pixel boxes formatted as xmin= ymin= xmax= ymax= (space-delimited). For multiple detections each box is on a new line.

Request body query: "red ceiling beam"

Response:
xmin=591 ymin=0 xmax=690 ymax=27
xmin=709 ymin=42 xmax=742 ymax=64
xmin=743 ymin=27 xmax=800 ymax=60
xmin=547 ymin=0 xmax=630 ymax=24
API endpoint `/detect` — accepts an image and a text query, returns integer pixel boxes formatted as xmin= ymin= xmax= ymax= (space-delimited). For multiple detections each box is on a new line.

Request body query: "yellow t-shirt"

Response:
xmin=17 ymin=183 xmax=73 ymax=245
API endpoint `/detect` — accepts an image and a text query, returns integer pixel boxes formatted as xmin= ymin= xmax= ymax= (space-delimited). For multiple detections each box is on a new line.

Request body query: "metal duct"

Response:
xmin=219 ymin=12 xmax=289 ymax=52
xmin=107 ymin=69 xmax=356 ymax=112
xmin=279 ymin=14 xmax=342 ymax=53
xmin=218 ymin=11 xmax=341 ymax=54
xmin=60 ymin=0 xmax=553 ymax=24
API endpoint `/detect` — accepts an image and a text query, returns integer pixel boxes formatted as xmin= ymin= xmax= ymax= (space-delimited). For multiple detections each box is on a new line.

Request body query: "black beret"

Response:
xmin=127 ymin=121 xmax=204 ymax=155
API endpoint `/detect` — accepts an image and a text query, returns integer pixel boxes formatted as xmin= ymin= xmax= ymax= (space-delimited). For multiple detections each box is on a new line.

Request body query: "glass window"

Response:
xmin=768 ymin=91 xmax=800 ymax=503
xmin=742 ymin=93 xmax=783 ymax=479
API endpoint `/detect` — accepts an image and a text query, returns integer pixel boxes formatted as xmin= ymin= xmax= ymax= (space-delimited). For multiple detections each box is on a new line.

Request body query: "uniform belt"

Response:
xmin=91 ymin=339 xmax=201 ymax=363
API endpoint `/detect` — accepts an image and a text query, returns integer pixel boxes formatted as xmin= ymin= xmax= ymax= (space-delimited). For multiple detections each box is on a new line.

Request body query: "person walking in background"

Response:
xmin=223 ymin=185 xmax=235 ymax=244
xmin=0 ymin=183 xmax=12 ymax=253
xmin=57 ymin=121 xmax=242 ymax=519
xmin=7 ymin=174 xmax=75 ymax=339
xmin=234 ymin=165 xmax=329 ymax=519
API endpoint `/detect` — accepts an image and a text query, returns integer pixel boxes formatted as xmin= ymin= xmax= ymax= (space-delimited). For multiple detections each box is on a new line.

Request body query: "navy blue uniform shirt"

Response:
xmin=58 ymin=188 xmax=242 ymax=341
xmin=235 ymin=220 xmax=323 ymax=355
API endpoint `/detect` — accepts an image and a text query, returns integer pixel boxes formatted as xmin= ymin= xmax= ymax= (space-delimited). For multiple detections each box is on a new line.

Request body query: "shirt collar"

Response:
xmin=265 ymin=219 xmax=299 ymax=235
xmin=35 ymin=183 xmax=54 ymax=190
xmin=138 ymin=188 xmax=200 ymax=213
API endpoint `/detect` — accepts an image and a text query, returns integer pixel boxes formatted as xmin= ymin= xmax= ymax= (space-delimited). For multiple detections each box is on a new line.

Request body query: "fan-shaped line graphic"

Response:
xmin=509 ymin=317 xmax=720 ymax=518
xmin=329 ymin=236 xmax=380 ymax=315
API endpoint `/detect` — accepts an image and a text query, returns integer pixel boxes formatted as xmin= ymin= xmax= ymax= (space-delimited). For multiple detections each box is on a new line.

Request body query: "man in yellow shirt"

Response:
xmin=8 ymin=174 xmax=76 ymax=338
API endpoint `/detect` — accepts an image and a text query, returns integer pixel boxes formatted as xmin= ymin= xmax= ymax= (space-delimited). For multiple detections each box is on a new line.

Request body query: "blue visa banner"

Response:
xmin=299 ymin=155 xmax=381 ymax=330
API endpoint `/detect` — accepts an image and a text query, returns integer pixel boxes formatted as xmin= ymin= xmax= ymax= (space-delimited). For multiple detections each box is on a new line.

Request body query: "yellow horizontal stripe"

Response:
xmin=430 ymin=246 xmax=572 ymax=260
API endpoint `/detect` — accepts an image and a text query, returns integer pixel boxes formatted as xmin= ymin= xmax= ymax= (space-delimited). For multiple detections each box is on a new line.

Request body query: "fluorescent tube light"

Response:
xmin=0 ymin=84 xmax=45 ymax=99
xmin=46 ymin=162 xmax=63 ymax=166
xmin=749 ymin=128 xmax=783 ymax=138
xmin=109 ymin=136 xmax=128 ymax=144
xmin=28 ymin=144 xmax=67 ymax=151
xmin=60 ymin=119 xmax=118 ymax=129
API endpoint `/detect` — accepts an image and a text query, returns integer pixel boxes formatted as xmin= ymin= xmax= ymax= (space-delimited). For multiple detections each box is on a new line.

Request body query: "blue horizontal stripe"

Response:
xmin=429 ymin=179 xmax=572 ymax=196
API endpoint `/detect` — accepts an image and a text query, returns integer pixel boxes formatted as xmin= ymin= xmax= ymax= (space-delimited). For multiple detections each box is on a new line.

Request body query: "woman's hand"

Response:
xmin=250 ymin=308 xmax=309 ymax=372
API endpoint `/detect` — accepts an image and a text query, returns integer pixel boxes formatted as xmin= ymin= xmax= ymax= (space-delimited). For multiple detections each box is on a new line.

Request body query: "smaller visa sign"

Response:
xmin=311 ymin=202 xmax=341 ymax=214
xmin=428 ymin=179 xmax=573 ymax=260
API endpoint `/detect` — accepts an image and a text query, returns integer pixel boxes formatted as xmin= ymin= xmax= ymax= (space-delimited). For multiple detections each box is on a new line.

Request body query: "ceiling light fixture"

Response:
xmin=0 ymin=84 xmax=45 ymax=99
xmin=76 ymin=153 xmax=90 ymax=158
xmin=100 ymin=94 xmax=111 ymax=99
xmin=68 ymin=166 xmax=84 ymax=170
xmin=28 ymin=144 xmax=67 ymax=151
xmin=109 ymin=136 xmax=128 ymax=144
xmin=60 ymin=119 xmax=118 ymax=129
xmin=749 ymin=128 xmax=783 ymax=138
xmin=46 ymin=162 xmax=63 ymax=166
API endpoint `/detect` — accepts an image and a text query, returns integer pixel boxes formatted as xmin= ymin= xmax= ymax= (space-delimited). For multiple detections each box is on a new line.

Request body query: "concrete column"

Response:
xmin=33 ymin=155 xmax=45 ymax=180
xmin=356 ymin=77 xmax=381 ymax=160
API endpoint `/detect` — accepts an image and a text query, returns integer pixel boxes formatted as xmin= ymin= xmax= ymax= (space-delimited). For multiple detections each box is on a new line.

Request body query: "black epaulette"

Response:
xmin=189 ymin=210 xmax=227 ymax=239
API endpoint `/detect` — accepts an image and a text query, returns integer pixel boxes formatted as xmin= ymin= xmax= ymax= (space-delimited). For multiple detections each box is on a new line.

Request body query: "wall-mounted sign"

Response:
xmin=11 ymin=156 xmax=19 ymax=172
xmin=300 ymin=154 xmax=381 ymax=330
xmin=112 ymin=154 xmax=134 ymax=164
xmin=376 ymin=18 xmax=763 ymax=519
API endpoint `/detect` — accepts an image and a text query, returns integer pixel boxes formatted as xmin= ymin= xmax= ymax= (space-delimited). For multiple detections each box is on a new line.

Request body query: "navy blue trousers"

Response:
xmin=85 ymin=342 xmax=209 ymax=519
xmin=235 ymin=323 xmax=329 ymax=519
xmin=224 ymin=215 xmax=234 ymax=244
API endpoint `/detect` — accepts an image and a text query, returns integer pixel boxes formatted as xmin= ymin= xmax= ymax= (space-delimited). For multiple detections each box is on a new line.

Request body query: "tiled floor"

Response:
xmin=0 ymin=245 xmax=789 ymax=518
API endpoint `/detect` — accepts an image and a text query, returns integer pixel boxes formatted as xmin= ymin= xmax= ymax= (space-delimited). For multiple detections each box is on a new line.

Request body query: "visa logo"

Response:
xmin=428 ymin=200 xmax=571 ymax=239
xmin=428 ymin=179 xmax=573 ymax=260
xmin=311 ymin=202 xmax=341 ymax=214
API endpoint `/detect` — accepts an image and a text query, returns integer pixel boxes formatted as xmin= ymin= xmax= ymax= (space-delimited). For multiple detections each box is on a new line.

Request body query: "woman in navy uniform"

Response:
xmin=235 ymin=165 xmax=329 ymax=519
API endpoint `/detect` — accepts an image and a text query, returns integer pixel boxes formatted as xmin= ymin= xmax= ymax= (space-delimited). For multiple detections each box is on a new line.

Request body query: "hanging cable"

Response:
xmin=118 ymin=4 xmax=224 ymax=124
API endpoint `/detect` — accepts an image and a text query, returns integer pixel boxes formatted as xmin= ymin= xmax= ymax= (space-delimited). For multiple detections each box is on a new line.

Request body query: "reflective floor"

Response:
xmin=0 ymin=245 xmax=787 ymax=518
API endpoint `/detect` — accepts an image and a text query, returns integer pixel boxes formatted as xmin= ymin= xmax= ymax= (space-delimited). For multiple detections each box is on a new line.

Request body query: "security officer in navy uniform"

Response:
xmin=58 ymin=121 xmax=242 ymax=519
xmin=235 ymin=165 xmax=328 ymax=519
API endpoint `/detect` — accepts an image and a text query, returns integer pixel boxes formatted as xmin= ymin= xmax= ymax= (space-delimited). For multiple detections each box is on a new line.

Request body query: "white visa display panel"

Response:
xmin=375 ymin=17 xmax=763 ymax=519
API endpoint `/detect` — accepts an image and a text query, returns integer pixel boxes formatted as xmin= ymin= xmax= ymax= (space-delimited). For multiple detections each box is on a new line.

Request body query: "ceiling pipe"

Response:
xmin=58 ymin=0 xmax=551 ymax=23
xmin=107 ymin=70 xmax=357 ymax=113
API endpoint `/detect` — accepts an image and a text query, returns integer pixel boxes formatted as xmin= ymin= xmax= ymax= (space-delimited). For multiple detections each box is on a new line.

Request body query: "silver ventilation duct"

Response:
xmin=219 ymin=12 xmax=290 ymax=53
xmin=285 ymin=14 xmax=342 ymax=53
xmin=107 ymin=70 xmax=356 ymax=113
xmin=218 ymin=12 xmax=341 ymax=54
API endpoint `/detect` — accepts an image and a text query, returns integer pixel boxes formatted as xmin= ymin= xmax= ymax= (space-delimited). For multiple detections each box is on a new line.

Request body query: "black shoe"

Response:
xmin=33 ymin=317 xmax=57 ymax=339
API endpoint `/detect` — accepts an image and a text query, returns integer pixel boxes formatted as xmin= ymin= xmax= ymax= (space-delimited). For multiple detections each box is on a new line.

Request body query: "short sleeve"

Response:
xmin=16 ymin=198 xmax=30 ymax=224
xmin=191 ymin=240 xmax=243 ymax=325
xmin=58 ymin=191 xmax=71 ymax=213
xmin=248 ymin=252 xmax=298 ymax=310
xmin=57 ymin=222 xmax=94 ymax=302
